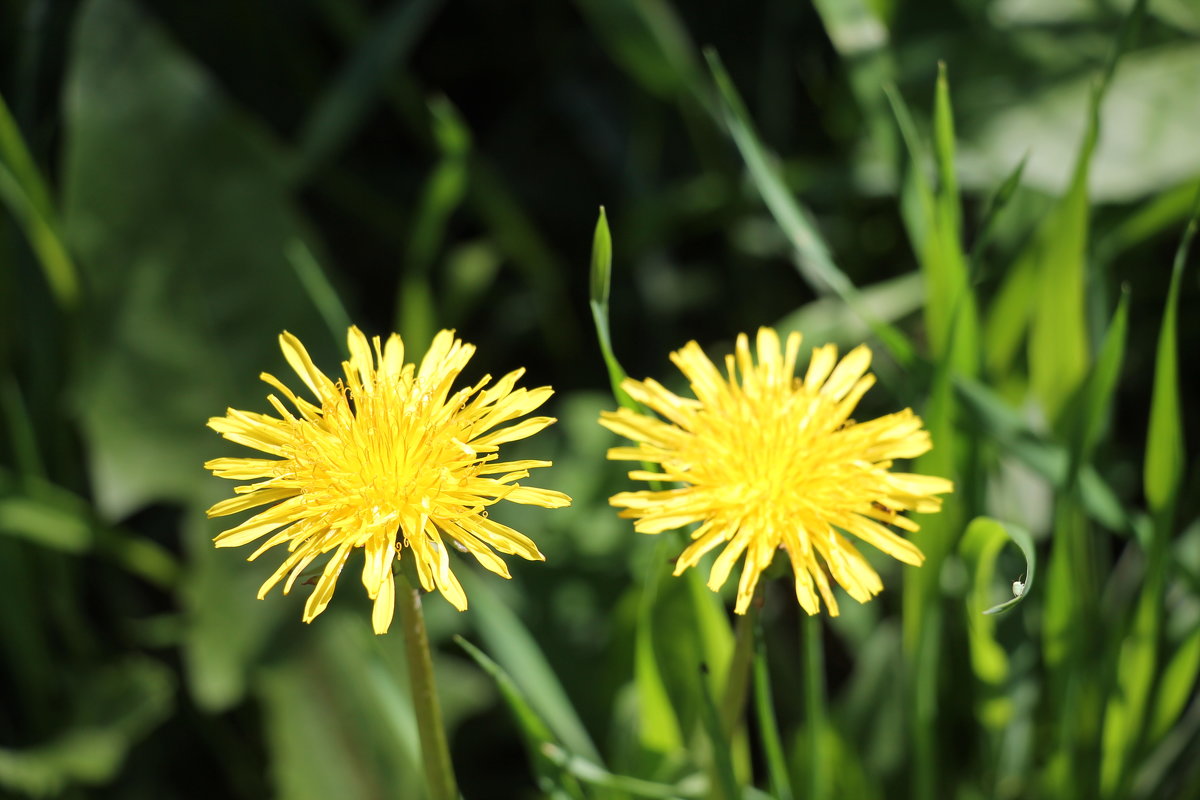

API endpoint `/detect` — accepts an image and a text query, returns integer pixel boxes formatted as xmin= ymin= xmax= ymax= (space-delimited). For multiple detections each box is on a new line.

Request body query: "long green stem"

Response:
xmin=803 ymin=613 xmax=827 ymax=800
xmin=396 ymin=561 xmax=458 ymax=800
xmin=754 ymin=616 xmax=795 ymax=800
xmin=719 ymin=597 xmax=760 ymax=734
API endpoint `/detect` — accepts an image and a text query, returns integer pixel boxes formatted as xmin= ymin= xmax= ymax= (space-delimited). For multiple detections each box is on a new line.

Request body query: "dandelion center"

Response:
xmin=601 ymin=327 xmax=953 ymax=615
xmin=205 ymin=326 xmax=570 ymax=634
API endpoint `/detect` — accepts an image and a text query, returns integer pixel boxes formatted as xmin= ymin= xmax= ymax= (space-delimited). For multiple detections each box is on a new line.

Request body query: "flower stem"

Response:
xmin=802 ymin=613 xmax=827 ymax=800
xmin=396 ymin=560 xmax=458 ymax=800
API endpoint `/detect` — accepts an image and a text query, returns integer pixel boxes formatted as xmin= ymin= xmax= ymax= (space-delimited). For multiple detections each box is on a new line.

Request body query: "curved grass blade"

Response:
xmin=959 ymin=516 xmax=1037 ymax=619
xmin=704 ymin=49 xmax=915 ymax=368
xmin=542 ymin=743 xmax=707 ymax=799
xmin=455 ymin=636 xmax=587 ymax=800
xmin=458 ymin=570 xmax=602 ymax=765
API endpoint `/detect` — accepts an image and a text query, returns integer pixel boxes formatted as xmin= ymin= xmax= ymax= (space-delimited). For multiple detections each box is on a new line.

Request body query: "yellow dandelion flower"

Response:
xmin=205 ymin=326 xmax=570 ymax=634
xmin=599 ymin=327 xmax=952 ymax=616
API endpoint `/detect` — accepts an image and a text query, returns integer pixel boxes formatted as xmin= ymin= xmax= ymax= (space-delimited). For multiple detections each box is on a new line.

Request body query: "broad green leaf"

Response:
xmin=706 ymin=49 xmax=916 ymax=368
xmin=1101 ymin=579 xmax=1165 ymax=797
xmin=1143 ymin=203 xmax=1194 ymax=516
xmin=63 ymin=0 xmax=339 ymax=518
xmin=0 ymin=658 xmax=173 ymax=796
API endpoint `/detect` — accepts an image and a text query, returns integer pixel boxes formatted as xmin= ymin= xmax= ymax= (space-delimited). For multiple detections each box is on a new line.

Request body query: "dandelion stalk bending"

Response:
xmin=601 ymin=327 xmax=952 ymax=614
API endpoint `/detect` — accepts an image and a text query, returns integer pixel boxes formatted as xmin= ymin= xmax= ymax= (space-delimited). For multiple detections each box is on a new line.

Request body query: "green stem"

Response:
xmin=803 ymin=613 xmax=827 ymax=800
xmin=396 ymin=561 xmax=459 ymax=800
xmin=754 ymin=615 xmax=794 ymax=800
xmin=718 ymin=597 xmax=760 ymax=734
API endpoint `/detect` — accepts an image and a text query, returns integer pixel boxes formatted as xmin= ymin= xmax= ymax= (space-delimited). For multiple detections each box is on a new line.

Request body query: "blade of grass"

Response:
xmin=542 ymin=744 xmax=707 ymax=799
xmin=455 ymin=637 xmax=587 ymax=800
xmin=704 ymin=49 xmax=915 ymax=368
xmin=285 ymin=239 xmax=354 ymax=350
xmin=458 ymin=569 xmax=603 ymax=764
xmin=293 ymin=0 xmax=445 ymax=180
xmin=969 ymin=154 xmax=1027 ymax=269
xmin=1143 ymin=195 xmax=1194 ymax=519
xmin=0 ymin=161 xmax=78 ymax=310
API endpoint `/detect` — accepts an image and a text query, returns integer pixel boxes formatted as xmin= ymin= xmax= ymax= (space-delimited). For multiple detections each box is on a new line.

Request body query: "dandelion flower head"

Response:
xmin=600 ymin=327 xmax=952 ymax=615
xmin=206 ymin=326 xmax=570 ymax=634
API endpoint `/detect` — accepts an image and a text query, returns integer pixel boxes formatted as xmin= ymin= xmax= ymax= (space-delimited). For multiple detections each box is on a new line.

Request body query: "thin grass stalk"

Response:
xmin=396 ymin=559 xmax=459 ymax=800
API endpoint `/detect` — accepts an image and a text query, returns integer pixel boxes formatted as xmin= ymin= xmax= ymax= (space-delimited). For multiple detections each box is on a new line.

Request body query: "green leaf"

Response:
xmin=1144 ymin=200 xmax=1195 ymax=516
xmin=705 ymin=48 xmax=915 ymax=367
xmin=63 ymin=0 xmax=341 ymax=518
xmin=634 ymin=544 xmax=685 ymax=755
xmin=458 ymin=568 xmax=603 ymax=764
xmin=293 ymin=0 xmax=445 ymax=179
xmin=574 ymin=0 xmax=704 ymax=101
xmin=0 ymin=93 xmax=79 ymax=308
xmin=455 ymin=637 xmax=588 ymax=800
xmin=542 ymin=743 xmax=707 ymax=798
xmin=1148 ymin=624 xmax=1200 ymax=744
xmin=1065 ymin=290 xmax=1130 ymax=472
xmin=885 ymin=73 xmax=978 ymax=375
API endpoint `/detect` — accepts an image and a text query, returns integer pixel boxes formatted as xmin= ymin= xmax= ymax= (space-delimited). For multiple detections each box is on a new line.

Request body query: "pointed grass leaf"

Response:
xmin=1065 ymin=290 xmax=1130 ymax=478
xmin=293 ymin=0 xmax=445 ymax=179
xmin=541 ymin=743 xmax=708 ymax=799
xmin=885 ymin=78 xmax=978 ymax=374
xmin=455 ymin=637 xmax=587 ymax=800
xmin=0 ymin=93 xmax=79 ymax=308
xmin=1144 ymin=202 xmax=1195 ymax=516
xmin=458 ymin=569 xmax=603 ymax=764
xmin=706 ymin=49 xmax=915 ymax=367
xmin=970 ymin=153 xmax=1027 ymax=268
xmin=1148 ymin=624 xmax=1200 ymax=745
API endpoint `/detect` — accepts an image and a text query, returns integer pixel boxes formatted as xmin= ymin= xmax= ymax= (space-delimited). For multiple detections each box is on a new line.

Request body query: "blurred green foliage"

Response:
xmin=2 ymin=0 xmax=1199 ymax=798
